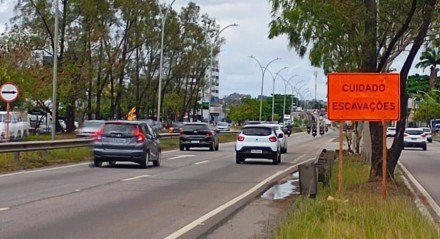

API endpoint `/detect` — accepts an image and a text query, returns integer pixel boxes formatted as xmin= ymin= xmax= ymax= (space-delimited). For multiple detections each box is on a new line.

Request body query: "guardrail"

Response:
xmin=0 ymin=131 xmax=240 ymax=154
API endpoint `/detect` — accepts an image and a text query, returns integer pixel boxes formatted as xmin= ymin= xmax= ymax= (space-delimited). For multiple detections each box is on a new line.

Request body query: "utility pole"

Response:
xmin=51 ymin=0 xmax=59 ymax=140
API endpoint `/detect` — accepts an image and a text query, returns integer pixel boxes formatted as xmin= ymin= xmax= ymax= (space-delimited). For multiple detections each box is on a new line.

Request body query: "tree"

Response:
xmin=269 ymin=0 xmax=438 ymax=179
xmin=413 ymin=100 xmax=440 ymax=125
xmin=415 ymin=47 xmax=440 ymax=90
xmin=407 ymin=74 xmax=430 ymax=95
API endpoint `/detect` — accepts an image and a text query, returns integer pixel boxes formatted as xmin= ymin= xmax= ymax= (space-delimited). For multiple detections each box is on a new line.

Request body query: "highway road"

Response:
xmin=400 ymin=140 xmax=440 ymax=218
xmin=0 ymin=131 xmax=336 ymax=239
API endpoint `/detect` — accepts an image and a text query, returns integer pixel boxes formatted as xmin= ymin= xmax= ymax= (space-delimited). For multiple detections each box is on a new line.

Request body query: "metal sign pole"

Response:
xmin=338 ymin=121 xmax=344 ymax=192
xmin=6 ymin=102 xmax=10 ymax=142
xmin=382 ymin=121 xmax=388 ymax=199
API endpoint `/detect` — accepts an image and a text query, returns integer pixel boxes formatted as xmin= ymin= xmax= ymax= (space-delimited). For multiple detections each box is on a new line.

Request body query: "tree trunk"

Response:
xmin=429 ymin=65 xmax=437 ymax=90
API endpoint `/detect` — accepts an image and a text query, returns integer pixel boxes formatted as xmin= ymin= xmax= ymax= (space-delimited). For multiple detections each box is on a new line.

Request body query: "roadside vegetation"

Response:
xmin=274 ymin=155 xmax=440 ymax=239
xmin=0 ymin=133 xmax=239 ymax=173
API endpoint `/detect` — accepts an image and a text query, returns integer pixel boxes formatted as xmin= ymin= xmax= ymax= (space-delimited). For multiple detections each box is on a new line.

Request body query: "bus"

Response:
xmin=430 ymin=119 xmax=440 ymax=132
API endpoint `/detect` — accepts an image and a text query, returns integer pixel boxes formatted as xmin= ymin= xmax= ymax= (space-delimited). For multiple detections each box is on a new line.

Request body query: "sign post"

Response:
xmin=0 ymin=83 xmax=19 ymax=142
xmin=328 ymin=73 xmax=400 ymax=198
xmin=338 ymin=121 xmax=344 ymax=192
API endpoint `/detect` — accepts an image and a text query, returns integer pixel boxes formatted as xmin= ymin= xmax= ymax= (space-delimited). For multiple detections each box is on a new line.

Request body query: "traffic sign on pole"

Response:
xmin=0 ymin=83 xmax=19 ymax=103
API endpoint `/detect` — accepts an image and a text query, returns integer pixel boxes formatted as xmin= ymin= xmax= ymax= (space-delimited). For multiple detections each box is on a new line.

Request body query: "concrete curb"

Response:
xmin=398 ymin=161 xmax=440 ymax=228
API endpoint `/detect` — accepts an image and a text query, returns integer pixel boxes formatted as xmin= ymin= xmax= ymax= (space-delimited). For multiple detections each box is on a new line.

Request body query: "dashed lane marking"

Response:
xmin=167 ymin=155 xmax=195 ymax=160
xmin=121 ymin=175 xmax=151 ymax=182
xmin=194 ymin=160 xmax=209 ymax=165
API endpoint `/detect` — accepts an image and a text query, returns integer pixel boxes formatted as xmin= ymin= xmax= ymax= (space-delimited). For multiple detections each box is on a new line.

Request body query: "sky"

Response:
xmin=0 ymin=0 xmax=428 ymax=101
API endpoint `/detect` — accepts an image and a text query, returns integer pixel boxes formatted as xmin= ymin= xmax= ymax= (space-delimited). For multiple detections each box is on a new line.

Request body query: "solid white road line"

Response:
xmin=0 ymin=207 xmax=9 ymax=212
xmin=167 ymin=155 xmax=195 ymax=160
xmin=398 ymin=162 xmax=440 ymax=219
xmin=194 ymin=160 xmax=209 ymax=165
xmin=121 ymin=175 xmax=151 ymax=182
xmin=164 ymin=157 xmax=316 ymax=239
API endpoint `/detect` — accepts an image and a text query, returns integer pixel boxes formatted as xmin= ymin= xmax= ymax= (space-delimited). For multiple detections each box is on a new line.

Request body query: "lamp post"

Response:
xmin=207 ymin=23 xmax=238 ymax=124
xmin=157 ymin=0 xmax=176 ymax=127
xmin=266 ymin=67 xmax=289 ymax=122
xmin=280 ymin=75 xmax=298 ymax=125
xmin=51 ymin=0 xmax=59 ymax=140
xmin=249 ymin=56 xmax=280 ymax=121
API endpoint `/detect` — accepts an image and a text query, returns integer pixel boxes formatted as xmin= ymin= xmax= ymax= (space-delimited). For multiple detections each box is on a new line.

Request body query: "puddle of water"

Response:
xmin=261 ymin=172 xmax=300 ymax=200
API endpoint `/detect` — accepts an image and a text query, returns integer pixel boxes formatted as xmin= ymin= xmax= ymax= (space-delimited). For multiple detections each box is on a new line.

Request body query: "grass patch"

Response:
xmin=274 ymin=155 xmax=439 ymax=239
xmin=0 ymin=147 xmax=92 ymax=173
xmin=25 ymin=133 xmax=77 ymax=141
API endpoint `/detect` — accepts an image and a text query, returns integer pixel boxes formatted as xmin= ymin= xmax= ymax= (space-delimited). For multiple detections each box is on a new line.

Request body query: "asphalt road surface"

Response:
xmin=0 ymin=131 xmax=337 ymax=239
xmin=400 ymin=140 xmax=440 ymax=214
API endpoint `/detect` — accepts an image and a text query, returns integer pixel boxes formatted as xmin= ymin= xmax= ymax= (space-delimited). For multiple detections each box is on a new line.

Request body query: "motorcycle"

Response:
xmin=312 ymin=130 xmax=317 ymax=138
xmin=320 ymin=129 xmax=325 ymax=136
xmin=306 ymin=126 xmax=311 ymax=134
xmin=286 ymin=129 xmax=291 ymax=137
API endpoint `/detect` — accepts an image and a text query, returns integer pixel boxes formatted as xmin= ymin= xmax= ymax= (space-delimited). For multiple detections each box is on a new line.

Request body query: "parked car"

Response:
xmin=167 ymin=122 xmax=183 ymax=133
xmin=179 ymin=123 xmax=219 ymax=151
xmin=422 ymin=127 xmax=433 ymax=143
xmin=144 ymin=119 xmax=162 ymax=134
xmin=93 ymin=120 xmax=161 ymax=168
xmin=76 ymin=120 xmax=105 ymax=137
xmin=260 ymin=123 xmax=288 ymax=153
xmin=235 ymin=124 xmax=282 ymax=165
xmin=216 ymin=122 xmax=231 ymax=131
xmin=0 ymin=111 xmax=30 ymax=141
xmin=403 ymin=128 xmax=427 ymax=150
xmin=386 ymin=127 xmax=396 ymax=137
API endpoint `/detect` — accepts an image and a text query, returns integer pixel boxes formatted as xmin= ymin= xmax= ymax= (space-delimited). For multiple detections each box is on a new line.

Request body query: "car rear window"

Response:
xmin=103 ymin=123 xmax=138 ymax=136
xmin=182 ymin=124 xmax=209 ymax=131
xmin=405 ymin=130 xmax=423 ymax=135
xmin=422 ymin=128 xmax=430 ymax=132
xmin=83 ymin=121 xmax=104 ymax=127
xmin=242 ymin=127 xmax=272 ymax=136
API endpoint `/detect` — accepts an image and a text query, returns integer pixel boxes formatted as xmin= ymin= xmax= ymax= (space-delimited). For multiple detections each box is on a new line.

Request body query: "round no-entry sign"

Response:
xmin=0 ymin=83 xmax=19 ymax=102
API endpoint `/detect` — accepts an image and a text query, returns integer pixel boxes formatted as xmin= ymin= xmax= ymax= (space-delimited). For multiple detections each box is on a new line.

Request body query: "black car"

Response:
xmin=179 ymin=123 xmax=219 ymax=151
xmin=93 ymin=121 xmax=161 ymax=168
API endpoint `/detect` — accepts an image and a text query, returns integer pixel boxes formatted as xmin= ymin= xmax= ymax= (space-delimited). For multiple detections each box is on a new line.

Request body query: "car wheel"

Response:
xmin=179 ymin=145 xmax=184 ymax=151
xmin=210 ymin=143 xmax=214 ymax=151
xmin=215 ymin=143 xmax=219 ymax=151
xmin=423 ymin=146 xmax=427 ymax=151
xmin=236 ymin=154 xmax=244 ymax=164
xmin=281 ymin=147 xmax=287 ymax=154
xmin=153 ymin=152 xmax=161 ymax=167
xmin=272 ymin=152 xmax=279 ymax=165
xmin=94 ymin=158 xmax=102 ymax=167
xmin=185 ymin=146 xmax=190 ymax=151
xmin=140 ymin=151 xmax=150 ymax=169
xmin=278 ymin=153 xmax=282 ymax=163
xmin=108 ymin=161 xmax=116 ymax=167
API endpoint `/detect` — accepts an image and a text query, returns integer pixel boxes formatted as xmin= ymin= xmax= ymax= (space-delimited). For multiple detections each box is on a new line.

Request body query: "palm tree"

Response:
xmin=416 ymin=48 xmax=440 ymax=90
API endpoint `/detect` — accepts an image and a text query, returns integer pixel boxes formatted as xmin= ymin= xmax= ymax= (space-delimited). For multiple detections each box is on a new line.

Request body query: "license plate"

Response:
xmin=411 ymin=137 xmax=417 ymax=141
xmin=112 ymin=138 xmax=126 ymax=143
xmin=191 ymin=140 xmax=200 ymax=143
xmin=251 ymin=149 xmax=263 ymax=154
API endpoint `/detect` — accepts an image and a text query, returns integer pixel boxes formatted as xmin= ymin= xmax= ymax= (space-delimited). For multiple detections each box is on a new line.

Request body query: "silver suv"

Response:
xmin=235 ymin=125 xmax=282 ymax=165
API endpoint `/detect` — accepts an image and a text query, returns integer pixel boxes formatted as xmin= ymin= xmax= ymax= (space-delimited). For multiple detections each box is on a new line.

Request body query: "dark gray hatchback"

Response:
xmin=179 ymin=123 xmax=219 ymax=151
xmin=93 ymin=121 xmax=161 ymax=168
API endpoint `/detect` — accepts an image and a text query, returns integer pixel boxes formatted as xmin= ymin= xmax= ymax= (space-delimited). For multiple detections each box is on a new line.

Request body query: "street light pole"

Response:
xmin=207 ymin=23 xmax=238 ymax=124
xmin=157 ymin=0 xmax=176 ymax=127
xmin=249 ymin=56 xmax=280 ymax=122
xmin=51 ymin=0 xmax=59 ymax=140
xmin=266 ymin=67 xmax=288 ymax=122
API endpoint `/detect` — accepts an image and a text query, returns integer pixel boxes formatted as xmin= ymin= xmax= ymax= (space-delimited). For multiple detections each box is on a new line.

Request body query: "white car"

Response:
xmin=216 ymin=122 xmax=231 ymax=131
xmin=0 ymin=111 xmax=30 ymax=141
xmin=235 ymin=125 xmax=282 ymax=165
xmin=260 ymin=124 xmax=288 ymax=153
xmin=421 ymin=127 xmax=432 ymax=143
xmin=403 ymin=128 xmax=427 ymax=150
xmin=386 ymin=127 xmax=396 ymax=137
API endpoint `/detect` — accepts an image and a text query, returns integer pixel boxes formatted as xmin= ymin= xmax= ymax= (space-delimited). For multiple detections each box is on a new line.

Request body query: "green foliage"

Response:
xmin=407 ymin=74 xmax=430 ymax=95
xmin=228 ymin=98 xmax=271 ymax=123
xmin=414 ymin=100 xmax=440 ymax=123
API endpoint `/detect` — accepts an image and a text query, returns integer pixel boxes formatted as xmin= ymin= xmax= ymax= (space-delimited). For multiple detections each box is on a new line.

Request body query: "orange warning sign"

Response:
xmin=327 ymin=73 xmax=400 ymax=121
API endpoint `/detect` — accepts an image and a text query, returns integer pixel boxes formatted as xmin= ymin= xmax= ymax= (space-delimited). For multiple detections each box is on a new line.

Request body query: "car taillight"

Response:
xmin=135 ymin=127 xmax=145 ymax=142
xmin=404 ymin=133 xmax=408 ymax=137
xmin=207 ymin=131 xmax=213 ymax=137
xmin=237 ymin=135 xmax=245 ymax=141
xmin=94 ymin=129 xmax=103 ymax=141
xmin=420 ymin=134 xmax=425 ymax=138
xmin=269 ymin=136 xmax=277 ymax=142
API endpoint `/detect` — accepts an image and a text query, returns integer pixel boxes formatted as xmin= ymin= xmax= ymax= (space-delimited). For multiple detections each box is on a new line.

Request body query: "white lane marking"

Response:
xmin=164 ymin=157 xmax=316 ymax=239
xmin=398 ymin=162 xmax=440 ymax=219
xmin=168 ymin=155 xmax=195 ymax=160
xmin=0 ymin=163 xmax=90 ymax=178
xmin=0 ymin=207 xmax=9 ymax=212
xmin=121 ymin=175 xmax=150 ymax=182
xmin=194 ymin=160 xmax=209 ymax=165
xmin=327 ymin=138 xmax=335 ymax=143
xmin=75 ymin=189 xmax=81 ymax=192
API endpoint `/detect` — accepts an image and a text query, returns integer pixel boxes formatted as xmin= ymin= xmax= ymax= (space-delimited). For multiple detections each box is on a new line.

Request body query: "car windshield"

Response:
xmin=182 ymin=124 xmax=209 ymax=131
xmin=103 ymin=123 xmax=137 ymax=137
xmin=83 ymin=121 xmax=103 ymax=127
xmin=242 ymin=127 xmax=272 ymax=136
xmin=405 ymin=130 xmax=423 ymax=135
